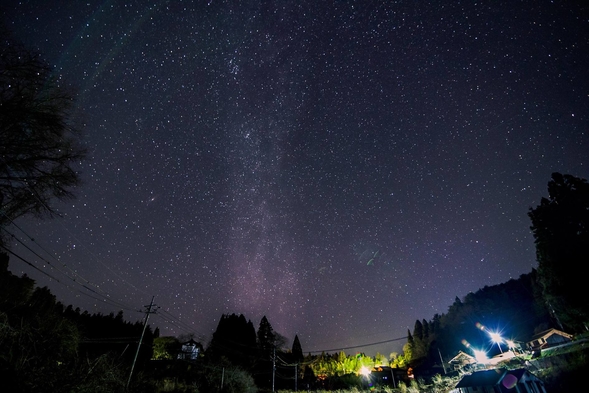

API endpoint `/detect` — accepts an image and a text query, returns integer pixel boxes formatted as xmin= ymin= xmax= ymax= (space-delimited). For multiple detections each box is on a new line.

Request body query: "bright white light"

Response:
xmin=506 ymin=340 xmax=516 ymax=349
xmin=359 ymin=366 xmax=371 ymax=377
xmin=489 ymin=332 xmax=503 ymax=344
xmin=489 ymin=331 xmax=504 ymax=353
xmin=473 ymin=349 xmax=488 ymax=363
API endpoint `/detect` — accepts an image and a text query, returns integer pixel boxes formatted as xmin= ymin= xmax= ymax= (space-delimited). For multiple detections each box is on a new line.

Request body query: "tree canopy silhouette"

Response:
xmin=0 ymin=28 xmax=85 ymax=235
xmin=528 ymin=172 xmax=589 ymax=331
xmin=292 ymin=334 xmax=304 ymax=363
xmin=257 ymin=315 xmax=276 ymax=356
xmin=206 ymin=313 xmax=256 ymax=369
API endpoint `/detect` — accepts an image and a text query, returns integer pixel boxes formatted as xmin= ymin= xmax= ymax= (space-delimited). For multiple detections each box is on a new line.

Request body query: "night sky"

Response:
xmin=2 ymin=1 xmax=588 ymax=356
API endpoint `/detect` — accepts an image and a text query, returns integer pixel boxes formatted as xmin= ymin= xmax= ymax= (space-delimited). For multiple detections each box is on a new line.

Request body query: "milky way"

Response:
xmin=2 ymin=1 xmax=588 ymax=355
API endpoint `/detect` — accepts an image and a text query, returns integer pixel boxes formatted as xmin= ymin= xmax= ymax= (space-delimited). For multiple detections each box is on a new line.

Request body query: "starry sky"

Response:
xmin=2 ymin=1 xmax=588 ymax=356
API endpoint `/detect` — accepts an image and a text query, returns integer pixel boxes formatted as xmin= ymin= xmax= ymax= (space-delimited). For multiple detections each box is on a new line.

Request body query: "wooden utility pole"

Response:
xmin=390 ymin=367 xmax=396 ymax=388
xmin=438 ymin=348 xmax=447 ymax=375
xmin=126 ymin=296 xmax=156 ymax=390
xmin=221 ymin=367 xmax=225 ymax=390
xmin=272 ymin=346 xmax=276 ymax=392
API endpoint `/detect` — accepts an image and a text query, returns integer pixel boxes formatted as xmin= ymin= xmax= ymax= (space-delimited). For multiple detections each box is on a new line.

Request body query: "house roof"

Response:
xmin=449 ymin=350 xmax=475 ymax=363
xmin=455 ymin=368 xmax=543 ymax=389
xmin=528 ymin=328 xmax=573 ymax=342
xmin=181 ymin=339 xmax=200 ymax=346
xmin=508 ymin=368 xmax=526 ymax=380
xmin=455 ymin=369 xmax=506 ymax=388
xmin=507 ymin=368 xmax=543 ymax=384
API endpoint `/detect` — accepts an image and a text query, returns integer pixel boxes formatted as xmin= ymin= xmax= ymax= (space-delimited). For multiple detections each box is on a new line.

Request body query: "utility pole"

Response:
xmin=547 ymin=300 xmax=564 ymax=331
xmin=390 ymin=367 xmax=396 ymax=388
xmin=272 ymin=346 xmax=276 ymax=392
xmin=294 ymin=363 xmax=298 ymax=392
xmin=221 ymin=367 xmax=225 ymax=390
xmin=126 ymin=296 xmax=157 ymax=390
xmin=438 ymin=348 xmax=447 ymax=375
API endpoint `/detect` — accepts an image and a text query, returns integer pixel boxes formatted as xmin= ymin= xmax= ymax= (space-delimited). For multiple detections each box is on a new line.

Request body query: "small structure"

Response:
xmin=449 ymin=351 xmax=477 ymax=371
xmin=177 ymin=339 xmax=200 ymax=361
xmin=370 ymin=366 xmax=410 ymax=388
xmin=454 ymin=368 xmax=546 ymax=393
xmin=526 ymin=328 xmax=573 ymax=351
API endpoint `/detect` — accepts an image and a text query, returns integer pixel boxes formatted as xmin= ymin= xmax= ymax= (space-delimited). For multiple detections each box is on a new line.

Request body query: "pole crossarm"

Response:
xmin=126 ymin=296 xmax=158 ymax=390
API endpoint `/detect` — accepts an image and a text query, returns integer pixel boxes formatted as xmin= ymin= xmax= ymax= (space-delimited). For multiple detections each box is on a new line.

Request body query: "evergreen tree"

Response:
xmin=292 ymin=334 xmax=304 ymax=363
xmin=0 ymin=253 xmax=130 ymax=391
xmin=413 ymin=320 xmax=424 ymax=341
xmin=422 ymin=319 xmax=429 ymax=340
xmin=411 ymin=320 xmax=427 ymax=361
xmin=431 ymin=314 xmax=441 ymax=336
xmin=257 ymin=315 xmax=276 ymax=355
xmin=432 ymin=272 xmax=550 ymax=361
xmin=529 ymin=173 xmax=589 ymax=330
xmin=404 ymin=329 xmax=416 ymax=363
xmin=207 ymin=313 xmax=256 ymax=370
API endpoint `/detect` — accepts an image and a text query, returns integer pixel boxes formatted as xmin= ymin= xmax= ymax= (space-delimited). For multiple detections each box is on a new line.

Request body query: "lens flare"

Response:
xmin=502 ymin=374 xmax=518 ymax=389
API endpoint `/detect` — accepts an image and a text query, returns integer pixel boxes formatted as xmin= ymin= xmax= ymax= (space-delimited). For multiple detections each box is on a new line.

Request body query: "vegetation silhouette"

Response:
xmin=2 ymin=148 xmax=588 ymax=393
xmin=0 ymin=27 xmax=86 ymax=241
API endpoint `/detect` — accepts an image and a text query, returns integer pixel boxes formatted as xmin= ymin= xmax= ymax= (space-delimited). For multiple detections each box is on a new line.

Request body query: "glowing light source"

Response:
xmin=489 ymin=331 xmax=502 ymax=344
xmin=359 ymin=366 xmax=371 ymax=377
xmin=489 ymin=331 xmax=504 ymax=353
xmin=473 ymin=349 xmax=488 ymax=363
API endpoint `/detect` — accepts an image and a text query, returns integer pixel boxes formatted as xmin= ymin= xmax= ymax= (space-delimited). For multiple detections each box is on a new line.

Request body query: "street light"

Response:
xmin=473 ymin=349 xmax=488 ymax=364
xmin=359 ymin=366 xmax=373 ymax=390
xmin=489 ymin=331 xmax=503 ymax=353
xmin=359 ymin=366 xmax=371 ymax=377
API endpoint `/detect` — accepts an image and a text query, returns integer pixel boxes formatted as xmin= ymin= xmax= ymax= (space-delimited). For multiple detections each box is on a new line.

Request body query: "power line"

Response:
xmin=1 ymin=243 xmax=63 ymax=283
xmin=306 ymin=335 xmax=408 ymax=354
xmin=2 ymin=212 xmax=123 ymax=295
xmin=0 ymin=242 xmax=142 ymax=314
xmin=4 ymin=203 xmax=150 ymax=299
xmin=3 ymin=229 xmax=408 ymax=356
xmin=153 ymin=308 xmax=209 ymax=340
xmin=4 ymin=226 xmax=97 ymax=289
xmin=1 ymin=238 xmax=208 ymax=344
xmin=2 ymin=213 xmax=210 ymax=340
xmin=2 ymin=227 xmax=140 ymax=313
xmin=3 ymin=223 xmax=209 ymax=339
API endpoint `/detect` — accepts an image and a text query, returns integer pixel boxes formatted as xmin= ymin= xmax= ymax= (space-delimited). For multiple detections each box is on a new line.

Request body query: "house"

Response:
xmin=370 ymin=366 xmax=408 ymax=387
xmin=449 ymin=351 xmax=477 ymax=371
xmin=526 ymin=328 xmax=573 ymax=351
xmin=177 ymin=339 xmax=201 ymax=360
xmin=454 ymin=368 xmax=546 ymax=393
